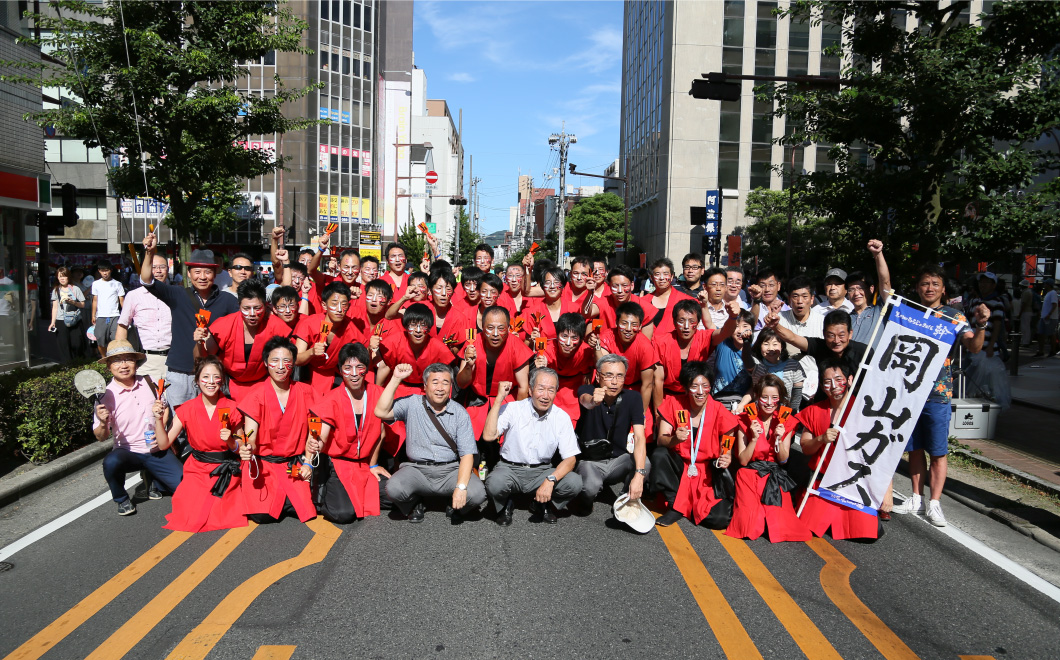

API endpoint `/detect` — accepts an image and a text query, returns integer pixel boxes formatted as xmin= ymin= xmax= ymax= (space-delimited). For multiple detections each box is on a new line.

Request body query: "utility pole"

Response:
xmin=549 ymin=126 xmax=576 ymax=264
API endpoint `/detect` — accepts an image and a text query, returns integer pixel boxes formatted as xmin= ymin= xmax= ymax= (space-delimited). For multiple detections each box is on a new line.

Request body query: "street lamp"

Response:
xmin=569 ymin=161 xmax=630 ymax=263
xmin=393 ymin=141 xmax=432 ymax=240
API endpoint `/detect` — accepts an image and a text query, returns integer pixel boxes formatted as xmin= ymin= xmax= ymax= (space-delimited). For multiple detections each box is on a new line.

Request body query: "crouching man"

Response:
xmin=481 ymin=369 xmax=583 ymax=526
xmin=375 ymin=362 xmax=486 ymax=523
xmin=93 ymin=340 xmax=182 ymax=516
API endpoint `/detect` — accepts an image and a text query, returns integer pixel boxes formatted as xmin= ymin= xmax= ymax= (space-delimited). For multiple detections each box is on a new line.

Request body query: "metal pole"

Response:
xmin=558 ymin=135 xmax=567 ymax=263
xmin=785 ymin=145 xmax=794 ymax=280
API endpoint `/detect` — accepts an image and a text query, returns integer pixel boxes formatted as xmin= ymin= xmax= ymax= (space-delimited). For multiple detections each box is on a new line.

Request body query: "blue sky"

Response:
xmin=413 ymin=0 xmax=623 ymax=235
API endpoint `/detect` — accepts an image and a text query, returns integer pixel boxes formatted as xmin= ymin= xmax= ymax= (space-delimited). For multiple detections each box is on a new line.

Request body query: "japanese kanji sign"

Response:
xmin=817 ymin=300 xmax=961 ymax=514
xmin=704 ymin=189 xmax=721 ymax=236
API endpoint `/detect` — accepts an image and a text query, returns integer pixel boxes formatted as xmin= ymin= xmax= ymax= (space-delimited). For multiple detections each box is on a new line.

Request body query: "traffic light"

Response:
xmin=449 ymin=197 xmax=468 ymax=206
xmin=690 ymin=78 xmax=741 ymax=101
xmin=61 ymin=183 xmax=78 ymax=227
xmin=39 ymin=211 xmax=64 ymax=236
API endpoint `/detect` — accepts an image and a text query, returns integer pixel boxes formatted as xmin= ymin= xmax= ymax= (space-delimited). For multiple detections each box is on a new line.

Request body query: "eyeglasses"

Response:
xmin=599 ymin=372 xmax=624 ymax=382
xmin=229 ymin=265 xmax=254 ymax=272
xmin=683 ymin=264 xmax=703 ymax=271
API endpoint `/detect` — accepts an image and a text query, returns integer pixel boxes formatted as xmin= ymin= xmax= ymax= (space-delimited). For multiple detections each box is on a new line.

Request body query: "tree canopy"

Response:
xmin=563 ymin=192 xmax=627 ymax=258
xmin=738 ymin=188 xmax=835 ymax=278
xmin=765 ymin=0 xmax=1060 ymax=276
xmin=5 ymin=0 xmax=319 ymax=248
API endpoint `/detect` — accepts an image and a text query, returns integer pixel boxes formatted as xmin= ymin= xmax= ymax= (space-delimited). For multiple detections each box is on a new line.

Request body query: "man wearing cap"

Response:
xmin=93 ymin=340 xmax=183 ymax=516
xmin=116 ymin=253 xmax=172 ymax=381
xmin=139 ymin=233 xmax=239 ymax=411
xmin=481 ymin=369 xmax=583 ymax=526
xmin=813 ymin=267 xmax=854 ymax=316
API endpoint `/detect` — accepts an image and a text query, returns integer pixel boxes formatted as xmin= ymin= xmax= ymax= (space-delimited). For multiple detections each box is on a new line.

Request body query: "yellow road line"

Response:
xmin=165 ymin=518 xmax=341 ymax=660
xmin=2 ymin=531 xmax=192 ymax=660
xmin=84 ymin=524 xmax=257 ymax=660
xmin=808 ymin=538 xmax=921 ymax=660
xmin=714 ymin=531 xmax=844 ymax=660
xmin=655 ymin=523 xmax=763 ymax=659
xmin=252 ymin=646 xmax=297 ymax=660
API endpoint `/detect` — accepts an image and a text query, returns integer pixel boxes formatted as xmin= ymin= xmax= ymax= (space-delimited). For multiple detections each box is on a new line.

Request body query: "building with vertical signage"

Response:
xmin=411 ymin=69 xmax=464 ymax=257
xmin=0 ymin=5 xmax=50 ymax=370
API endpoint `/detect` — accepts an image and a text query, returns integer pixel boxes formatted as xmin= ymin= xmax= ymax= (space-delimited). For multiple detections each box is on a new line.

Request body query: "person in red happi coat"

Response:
xmin=531 ymin=312 xmax=596 ymax=424
xmin=795 ymin=359 xmax=880 ymax=540
xmin=238 ymin=337 xmax=318 ymax=523
xmin=202 ymin=280 xmax=290 ymax=401
xmin=162 ymin=356 xmax=248 ymax=532
xmin=308 ymin=342 xmax=391 ymax=523
xmin=294 ymin=282 xmax=362 ymax=393
xmin=725 ymin=374 xmax=810 ymax=543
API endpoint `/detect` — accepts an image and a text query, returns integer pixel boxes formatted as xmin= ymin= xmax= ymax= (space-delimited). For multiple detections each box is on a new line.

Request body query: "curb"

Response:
xmin=1012 ymin=398 xmax=1060 ymax=417
xmin=943 ymin=479 xmax=1060 ymax=555
xmin=951 ymin=447 xmax=1060 ymax=499
xmin=0 ymin=442 xmax=109 ymax=509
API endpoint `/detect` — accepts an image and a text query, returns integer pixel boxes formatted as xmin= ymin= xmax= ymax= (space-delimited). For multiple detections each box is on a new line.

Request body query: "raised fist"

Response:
xmin=592 ymin=387 xmax=606 ymax=405
xmin=143 ymin=233 xmax=158 ymax=251
xmin=496 ymin=380 xmax=513 ymax=399
xmin=867 ymin=239 xmax=883 ymax=255
xmin=275 ymin=248 xmax=289 ymax=264
xmin=393 ymin=363 xmax=414 ymax=381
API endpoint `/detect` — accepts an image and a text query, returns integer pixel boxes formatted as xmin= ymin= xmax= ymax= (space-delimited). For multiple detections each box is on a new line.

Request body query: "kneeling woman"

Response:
xmin=309 ymin=342 xmax=390 ymax=523
xmin=162 ymin=356 xmax=247 ymax=532
xmin=238 ymin=336 xmax=319 ymax=523
xmin=653 ymin=361 xmax=739 ymax=528
xmin=795 ymin=359 xmax=879 ymax=540
xmin=725 ymin=374 xmax=810 ymax=542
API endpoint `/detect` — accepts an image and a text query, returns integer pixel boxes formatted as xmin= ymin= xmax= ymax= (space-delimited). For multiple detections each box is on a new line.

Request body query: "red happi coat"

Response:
xmin=596 ymin=294 xmax=655 ymax=329
xmin=795 ymin=401 xmax=878 ymax=540
xmin=726 ymin=412 xmax=811 ymax=543
xmin=432 ymin=303 xmax=476 ymax=355
xmin=644 ymin=288 xmax=696 ymax=336
xmin=294 ymin=312 xmax=365 ymax=393
xmin=314 ymin=383 xmax=385 ymax=518
xmin=658 ymin=396 xmax=737 ymax=525
xmin=164 ymin=396 xmax=248 ymax=532
xmin=459 ymin=335 xmax=534 ymax=438
xmin=382 ymin=270 xmax=409 ymax=300
xmin=238 ymin=381 xmax=318 ymax=522
xmin=653 ymin=328 xmax=716 ymax=396
xmin=379 ymin=332 xmax=458 ymax=397
xmin=210 ymin=312 xmax=292 ymax=401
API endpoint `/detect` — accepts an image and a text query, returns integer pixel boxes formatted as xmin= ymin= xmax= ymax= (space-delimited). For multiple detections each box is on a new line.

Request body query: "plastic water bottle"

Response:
xmin=144 ymin=415 xmax=157 ymax=451
xmin=478 ymin=460 xmax=488 ymax=482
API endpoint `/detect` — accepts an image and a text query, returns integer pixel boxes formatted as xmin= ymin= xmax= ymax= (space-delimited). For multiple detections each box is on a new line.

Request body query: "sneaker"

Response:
xmin=117 ymin=500 xmax=136 ymax=516
xmin=147 ymin=485 xmax=163 ymax=500
xmin=892 ymin=494 xmax=923 ymax=515
xmin=926 ymin=500 xmax=947 ymax=527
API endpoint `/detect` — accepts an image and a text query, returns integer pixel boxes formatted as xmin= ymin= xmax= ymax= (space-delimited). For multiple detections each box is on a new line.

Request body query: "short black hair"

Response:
xmin=365 ymin=279 xmax=393 ymax=300
xmin=704 ymin=266 xmax=726 ymax=282
xmin=482 ymin=305 xmax=510 ymax=325
xmin=237 ymin=279 xmax=268 ymax=303
xmin=787 ymin=274 xmax=815 ymax=296
xmin=570 ymin=255 xmax=592 ymax=270
xmin=461 ymin=267 xmax=485 ymax=289
xmin=819 ymin=357 xmax=853 ymax=381
xmin=672 ymin=299 xmax=702 ymax=322
xmin=361 ymin=255 xmax=379 ymax=268
xmin=916 ymin=263 xmax=948 ymax=287
xmin=679 ymin=361 xmax=712 ymax=391
xmin=650 ymin=257 xmax=675 ymax=274
xmin=338 ymin=342 xmax=371 ymax=367
xmin=555 ymin=312 xmax=587 ymax=337
xmin=384 ymin=243 xmax=407 ymax=260
xmin=402 ymin=303 xmax=435 ymax=329
xmin=289 ymin=262 xmax=308 ymax=276
xmin=96 ymin=259 xmax=113 ymax=271
xmin=725 ymin=265 xmax=744 ymax=278
xmin=607 ymin=264 xmax=635 ymax=283
xmin=230 ymin=252 xmax=253 ymax=265
xmin=299 ymin=248 xmax=315 ymax=258
xmin=616 ymin=301 xmax=645 ymax=324
xmin=845 ymin=270 xmax=874 ymax=290
xmin=263 ymin=336 xmax=296 ymax=362
xmin=592 ymin=256 xmax=608 ymax=268
xmin=755 ymin=268 xmax=779 ymax=283
xmin=682 ymin=252 xmax=705 ymax=267
xmin=752 ymin=327 xmax=790 ymax=362
xmin=339 ymin=248 xmax=360 ymax=262
xmin=823 ymin=309 xmax=852 ymax=331
xmin=321 ymin=281 xmax=351 ymax=303
xmin=429 ymin=269 xmax=457 ymax=290
xmin=407 ymin=271 xmax=428 ymax=288
xmin=480 ymin=273 xmax=504 ymax=294
xmin=532 ymin=258 xmax=555 ymax=284
xmin=474 ymin=243 xmax=494 ymax=259
xmin=270 ymin=285 xmax=298 ymax=306
xmin=543 ymin=267 xmax=567 ymax=289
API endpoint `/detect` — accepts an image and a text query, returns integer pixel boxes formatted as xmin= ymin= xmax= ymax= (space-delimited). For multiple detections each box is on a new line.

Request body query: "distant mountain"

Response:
xmin=484 ymin=230 xmax=508 ymax=247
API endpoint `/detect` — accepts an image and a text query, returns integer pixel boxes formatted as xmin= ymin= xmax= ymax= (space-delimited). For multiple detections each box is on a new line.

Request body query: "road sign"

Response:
xmin=410 ymin=193 xmax=429 ymax=199
xmin=425 ymin=171 xmax=438 ymax=185
xmin=704 ymin=189 xmax=721 ymax=236
xmin=614 ymin=239 xmax=624 ymax=250
xmin=425 ymin=222 xmax=437 ymax=233
xmin=360 ymin=230 xmax=381 ymax=242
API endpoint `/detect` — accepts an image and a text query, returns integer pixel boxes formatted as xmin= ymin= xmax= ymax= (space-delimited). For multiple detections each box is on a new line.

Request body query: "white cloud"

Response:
xmin=447 ymin=72 xmax=476 ymax=83
xmin=562 ymin=26 xmax=623 ymax=74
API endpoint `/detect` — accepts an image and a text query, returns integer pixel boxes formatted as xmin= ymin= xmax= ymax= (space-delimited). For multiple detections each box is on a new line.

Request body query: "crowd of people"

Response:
xmin=90 ymin=226 xmax=1016 ymax=542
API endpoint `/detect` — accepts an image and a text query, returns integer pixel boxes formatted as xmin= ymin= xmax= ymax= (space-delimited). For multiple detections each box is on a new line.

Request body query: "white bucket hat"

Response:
xmin=612 ymin=494 xmax=655 ymax=534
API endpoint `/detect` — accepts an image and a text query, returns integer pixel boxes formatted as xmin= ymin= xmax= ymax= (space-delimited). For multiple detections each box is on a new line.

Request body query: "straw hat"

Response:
xmin=97 ymin=339 xmax=146 ymax=365
xmin=612 ymin=493 xmax=655 ymax=534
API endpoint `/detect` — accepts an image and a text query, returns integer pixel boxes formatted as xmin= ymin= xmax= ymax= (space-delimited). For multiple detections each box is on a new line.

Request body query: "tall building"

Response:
xmin=0 ymin=5 xmax=50 ymax=370
xmin=411 ymin=69 xmax=464 ymax=257
xmin=620 ymin=0 xmax=997 ymax=265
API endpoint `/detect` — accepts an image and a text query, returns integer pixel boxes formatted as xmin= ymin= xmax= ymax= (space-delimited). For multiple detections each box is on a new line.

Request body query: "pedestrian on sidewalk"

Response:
xmin=1036 ymin=278 xmax=1058 ymax=357
xmin=48 ymin=266 xmax=87 ymax=363
xmin=92 ymin=340 xmax=183 ymax=516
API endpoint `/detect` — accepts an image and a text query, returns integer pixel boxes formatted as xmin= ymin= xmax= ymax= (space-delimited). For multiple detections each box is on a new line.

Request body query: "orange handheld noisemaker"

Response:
xmin=324 ymin=222 xmax=339 ymax=236
xmin=373 ymin=322 xmax=385 ymax=337
xmin=418 ymin=222 xmax=430 ymax=234
xmin=534 ymin=337 xmax=547 ymax=355
xmin=529 ymin=242 xmax=540 ymax=255
xmin=583 ymin=291 xmax=594 ymax=313
xmin=218 ymin=408 xmax=231 ymax=429
xmin=319 ymin=320 xmax=332 ymax=341
xmin=744 ymin=402 xmax=758 ymax=418
xmin=675 ymin=409 xmax=690 ymax=430
xmin=590 ymin=319 xmax=604 ymax=334
xmin=287 ymin=459 xmax=304 ymax=479
xmin=720 ymin=434 xmax=736 ymax=454
xmin=194 ymin=309 xmax=212 ymax=329
xmin=441 ymin=333 xmax=458 ymax=347
xmin=509 ymin=317 xmax=525 ymax=333
xmin=530 ymin=312 xmax=545 ymax=325
xmin=155 ymin=378 xmax=167 ymax=400
xmin=308 ymin=415 xmax=323 ymax=438
xmin=777 ymin=405 xmax=793 ymax=425
xmin=466 ymin=328 xmax=477 ymax=342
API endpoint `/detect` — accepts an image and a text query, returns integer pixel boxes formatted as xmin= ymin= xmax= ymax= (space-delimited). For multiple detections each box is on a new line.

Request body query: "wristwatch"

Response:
xmin=635 ymin=468 xmax=648 ymax=476
xmin=456 ymin=483 xmax=467 ymax=491
xmin=545 ymin=474 xmax=557 ymax=483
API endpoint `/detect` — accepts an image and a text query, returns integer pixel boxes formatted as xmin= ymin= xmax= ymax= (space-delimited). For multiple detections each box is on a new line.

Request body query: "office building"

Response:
xmin=411 ymin=69 xmax=464 ymax=256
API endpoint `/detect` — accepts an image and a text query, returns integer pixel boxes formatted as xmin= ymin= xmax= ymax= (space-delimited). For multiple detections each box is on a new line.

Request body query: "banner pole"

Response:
xmin=797 ymin=295 xmax=897 ymax=517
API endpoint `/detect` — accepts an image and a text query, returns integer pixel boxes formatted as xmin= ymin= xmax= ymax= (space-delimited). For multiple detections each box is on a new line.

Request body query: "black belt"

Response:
xmin=190 ymin=449 xmax=242 ymax=497
xmin=410 ymin=459 xmax=457 ymax=466
xmin=260 ymin=454 xmax=302 ymax=466
xmin=745 ymin=460 xmax=797 ymax=507
xmin=500 ymin=459 xmax=548 ymax=468
xmin=144 ymin=349 xmax=169 ymax=356
xmin=331 ymin=455 xmax=368 ymax=463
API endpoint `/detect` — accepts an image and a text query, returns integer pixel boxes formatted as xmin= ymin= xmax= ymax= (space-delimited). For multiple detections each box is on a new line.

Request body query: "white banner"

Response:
xmin=817 ymin=299 xmax=962 ymax=513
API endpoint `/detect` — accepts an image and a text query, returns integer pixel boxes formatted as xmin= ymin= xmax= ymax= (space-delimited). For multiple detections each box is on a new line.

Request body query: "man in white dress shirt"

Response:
xmin=482 ymin=367 xmax=583 ymax=526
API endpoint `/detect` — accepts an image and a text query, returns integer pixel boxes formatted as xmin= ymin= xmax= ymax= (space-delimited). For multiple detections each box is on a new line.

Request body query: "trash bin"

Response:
xmin=948 ymin=398 xmax=1001 ymax=440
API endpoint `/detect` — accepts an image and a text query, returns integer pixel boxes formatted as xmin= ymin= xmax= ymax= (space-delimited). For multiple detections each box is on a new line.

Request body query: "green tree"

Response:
xmin=397 ymin=221 xmax=428 ymax=269
xmin=5 ymin=0 xmax=320 ymax=258
xmin=563 ymin=193 xmax=626 ymax=258
xmin=765 ymin=0 xmax=1060 ymax=277
xmin=739 ymin=188 xmax=835 ymax=277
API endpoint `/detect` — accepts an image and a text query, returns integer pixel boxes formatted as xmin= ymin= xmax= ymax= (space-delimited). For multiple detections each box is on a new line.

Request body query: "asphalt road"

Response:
xmin=1 ymin=464 xmax=1059 ymax=660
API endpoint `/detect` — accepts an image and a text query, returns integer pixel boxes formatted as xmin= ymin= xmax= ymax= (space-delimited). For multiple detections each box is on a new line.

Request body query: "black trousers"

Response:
xmin=313 ymin=455 xmax=391 ymax=524
xmin=647 ymin=445 xmax=683 ymax=504
xmin=55 ymin=319 xmax=87 ymax=364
